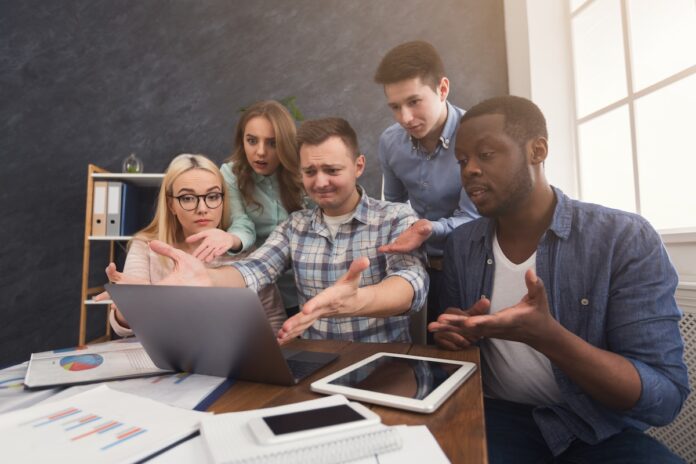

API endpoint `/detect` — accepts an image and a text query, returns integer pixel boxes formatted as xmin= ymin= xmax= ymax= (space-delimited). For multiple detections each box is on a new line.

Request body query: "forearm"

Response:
xmin=353 ymin=276 xmax=414 ymax=318
xmin=533 ymin=321 xmax=642 ymax=410
xmin=206 ymin=266 xmax=247 ymax=287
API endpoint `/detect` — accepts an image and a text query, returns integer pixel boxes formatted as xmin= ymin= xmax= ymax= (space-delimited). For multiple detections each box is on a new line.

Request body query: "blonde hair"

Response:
xmin=133 ymin=154 xmax=231 ymax=247
xmin=227 ymin=100 xmax=303 ymax=213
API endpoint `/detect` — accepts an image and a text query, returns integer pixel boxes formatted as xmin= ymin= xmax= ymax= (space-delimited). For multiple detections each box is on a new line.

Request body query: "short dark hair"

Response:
xmin=296 ymin=117 xmax=360 ymax=158
xmin=374 ymin=40 xmax=445 ymax=90
xmin=461 ymin=96 xmax=548 ymax=147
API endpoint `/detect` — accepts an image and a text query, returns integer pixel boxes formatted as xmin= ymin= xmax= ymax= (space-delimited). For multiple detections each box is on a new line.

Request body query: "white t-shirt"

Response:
xmin=481 ymin=234 xmax=563 ymax=406
xmin=323 ymin=211 xmax=355 ymax=238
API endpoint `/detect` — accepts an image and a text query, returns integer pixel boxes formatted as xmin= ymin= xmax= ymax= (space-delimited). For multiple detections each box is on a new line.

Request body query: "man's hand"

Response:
xmin=429 ymin=269 xmax=560 ymax=349
xmin=428 ymin=299 xmax=491 ymax=350
xmin=149 ymin=240 xmax=214 ymax=286
xmin=96 ymin=262 xmax=151 ymax=328
xmin=186 ymin=229 xmax=242 ymax=263
xmin=277 ymin=257 xmax=369 ymax=344
xmin=377 ymin=218 xmax=432 ymax=254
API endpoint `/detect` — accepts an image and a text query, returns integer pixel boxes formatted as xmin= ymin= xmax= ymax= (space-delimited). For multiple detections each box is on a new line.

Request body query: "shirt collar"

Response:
xmin=547 ymin=186 xmax=572 ymax=240
xmin=251 ymin=171 xmax=276 ymax=185
xmin=410 ymin=100 xmax=457 ymax=151
xmin=310 ymin=186 xmax=371 ymax=231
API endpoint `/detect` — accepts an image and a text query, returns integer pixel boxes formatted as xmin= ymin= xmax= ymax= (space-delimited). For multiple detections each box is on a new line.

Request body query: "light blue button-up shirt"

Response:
xmin=443 ymin=187 xmax=690 ymax=455
xmin=378 ymin=101 xmax=479 ymax=257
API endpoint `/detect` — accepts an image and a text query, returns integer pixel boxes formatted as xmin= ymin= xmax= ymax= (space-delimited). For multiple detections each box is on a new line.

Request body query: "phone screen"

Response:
xmin=262 ymin=404 xmax=365 ymax=435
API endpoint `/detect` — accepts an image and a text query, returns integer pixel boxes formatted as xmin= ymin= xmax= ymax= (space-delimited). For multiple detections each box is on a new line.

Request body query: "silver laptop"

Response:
xmin=105 ymin=284 xmax=338 ymax=386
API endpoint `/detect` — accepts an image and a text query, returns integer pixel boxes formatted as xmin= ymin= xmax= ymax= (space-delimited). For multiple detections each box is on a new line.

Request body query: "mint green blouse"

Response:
xmin=221 ymin=162 xmax=300 ymax=308
xmin=221 ymin=162 xmax=289 ymax=252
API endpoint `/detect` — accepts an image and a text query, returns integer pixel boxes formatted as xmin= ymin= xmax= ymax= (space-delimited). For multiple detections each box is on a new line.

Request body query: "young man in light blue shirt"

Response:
xmin=374 ymin=40 xmax=478 ymax=327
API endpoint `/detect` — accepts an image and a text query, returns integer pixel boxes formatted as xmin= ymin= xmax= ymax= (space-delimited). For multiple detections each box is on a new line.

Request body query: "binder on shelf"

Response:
xmin=119 ymin=182 xmax=140 ymax=236
xmin=91 ymin=181 xmax=108 ymax=236
xmin=106 ymin=181 xmax=123 ymax=236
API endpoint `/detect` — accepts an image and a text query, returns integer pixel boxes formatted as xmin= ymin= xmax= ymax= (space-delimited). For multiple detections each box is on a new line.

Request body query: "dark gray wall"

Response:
xmin=0 ymin=0 xmax=507 ymax=366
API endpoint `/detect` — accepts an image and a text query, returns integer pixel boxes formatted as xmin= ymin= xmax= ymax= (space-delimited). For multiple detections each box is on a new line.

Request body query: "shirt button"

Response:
xmin=580 ymin=298 xmax=589 ymax=306
xmin=487 ymin=259 xmax=493 ymax=265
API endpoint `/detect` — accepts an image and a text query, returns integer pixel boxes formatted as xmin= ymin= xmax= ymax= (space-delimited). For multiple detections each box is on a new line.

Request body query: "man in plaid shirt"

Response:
xmin=115 ymin=118 xmax=428 ymax=343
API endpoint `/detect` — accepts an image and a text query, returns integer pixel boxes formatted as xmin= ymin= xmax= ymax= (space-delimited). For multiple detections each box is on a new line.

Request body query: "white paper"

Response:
xmin=0 ymin=362 xmax=60 ymax=414
xmin=25 ymin=339 xmax=169 ymax=388
xmin=201 ymin=395 xmax=402 ymax=464
xmin=41 ymin=372 xmax=226 ymax=410
xmin=0 ymin=385 xmax=205 ymax=464
xmin=147 ymin=435 xmax=213 ymax=464
xmin=351 ymin=425 xmax=450 ymax=464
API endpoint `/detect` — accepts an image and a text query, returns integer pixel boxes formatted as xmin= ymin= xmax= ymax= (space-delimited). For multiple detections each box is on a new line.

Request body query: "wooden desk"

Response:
xmin=208 ymin=339 xmax=488 ymax=464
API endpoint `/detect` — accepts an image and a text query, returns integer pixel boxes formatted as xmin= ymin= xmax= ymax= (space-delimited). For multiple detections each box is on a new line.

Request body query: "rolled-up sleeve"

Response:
xmin=384 ymin=206 xmax=429 ymax=313
xmin=606 ymin=220 xmax=689 ymax=425
xmin=230 ymin=220 xmax=292 ymax=292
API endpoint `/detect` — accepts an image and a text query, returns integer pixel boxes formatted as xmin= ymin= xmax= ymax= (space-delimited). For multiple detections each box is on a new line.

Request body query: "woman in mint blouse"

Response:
xmin=188 ymin=100 xmax=304 ymax=313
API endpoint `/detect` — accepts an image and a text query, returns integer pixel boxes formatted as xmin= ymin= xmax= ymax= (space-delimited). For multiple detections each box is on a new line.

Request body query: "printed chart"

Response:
xmin=60 ymin=354 xmax=105 ymax=372
xmin=0 ymin=386 xmax=203 ymax=464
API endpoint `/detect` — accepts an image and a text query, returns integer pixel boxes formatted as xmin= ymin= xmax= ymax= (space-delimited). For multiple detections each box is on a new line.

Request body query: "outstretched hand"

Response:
xmin=428 ymin=299 xmax=491 ymax=350
xmin=149 ymin=240 xmax=214 ymax=286
xmin=429 ymin=269 xmax=559 ymax=349
xmin=277 ymin=257 xmax=369 ymax=344
xmin=96 ymin=262 xmax=150 ymax=328
xmin=186 ymin=229 xmax=242 ymax=263
xmin=377 ymin=219 xmax=432 ymax=254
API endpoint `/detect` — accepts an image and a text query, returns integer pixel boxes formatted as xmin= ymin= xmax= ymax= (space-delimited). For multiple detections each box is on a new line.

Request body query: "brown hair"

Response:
xmin=228 ymin=100 xmax=303 ymax=213
xmin=296 ymin=117 xmax=360 ymax=158
xmin=374 ymin=40 xmax=445 ymax=90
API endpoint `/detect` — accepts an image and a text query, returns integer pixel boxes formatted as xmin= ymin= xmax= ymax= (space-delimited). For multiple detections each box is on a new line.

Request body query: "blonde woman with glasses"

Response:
xmin=101 ymin=154 xmax=286 ymax=336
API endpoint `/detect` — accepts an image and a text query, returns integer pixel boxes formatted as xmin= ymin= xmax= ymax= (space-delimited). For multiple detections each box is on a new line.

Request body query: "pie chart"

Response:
xmin=59 ymin=354 xmax=104 ymax=371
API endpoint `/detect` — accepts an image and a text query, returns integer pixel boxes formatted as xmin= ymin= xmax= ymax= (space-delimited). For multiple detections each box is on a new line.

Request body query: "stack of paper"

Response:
xmin=41 ymin=372 xmax=228 ymax=410
xmin=0 ymin=362 xmax=59 ymax=414
xmin=24 ymin=339 xmax=169 ymax=388
xmin=0 ymin=385 xmax=206 ymax=464
xmin=199 ymin=395 xmax=450 ymax=464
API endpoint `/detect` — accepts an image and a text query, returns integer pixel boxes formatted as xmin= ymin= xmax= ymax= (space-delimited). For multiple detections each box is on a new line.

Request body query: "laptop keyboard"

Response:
xmin=286 ymin=359 xmax=326 ymax=381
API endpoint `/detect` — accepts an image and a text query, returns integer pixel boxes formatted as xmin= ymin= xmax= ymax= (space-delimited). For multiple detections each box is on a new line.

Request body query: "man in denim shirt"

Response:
xmin=429 ymin=96 xmax=689 ymax=463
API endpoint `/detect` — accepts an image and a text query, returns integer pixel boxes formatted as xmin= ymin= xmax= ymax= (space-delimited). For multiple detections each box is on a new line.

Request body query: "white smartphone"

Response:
xmin=247 ymin=402 xmax=380 ymax=445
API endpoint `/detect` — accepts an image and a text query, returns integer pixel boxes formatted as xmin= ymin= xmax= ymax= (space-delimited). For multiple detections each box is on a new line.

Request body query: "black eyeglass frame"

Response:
xmin=168 ymin=192 xmax=224 ymax=211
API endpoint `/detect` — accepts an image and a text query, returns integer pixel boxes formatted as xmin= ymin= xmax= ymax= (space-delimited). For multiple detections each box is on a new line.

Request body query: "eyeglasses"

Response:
xmin=169 ymin=192 xmax=224 ymax=211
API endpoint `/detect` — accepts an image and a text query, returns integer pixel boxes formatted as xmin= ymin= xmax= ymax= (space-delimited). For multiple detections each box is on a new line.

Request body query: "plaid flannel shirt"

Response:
xmin=231 ymin=187 xmax=429 ymax=343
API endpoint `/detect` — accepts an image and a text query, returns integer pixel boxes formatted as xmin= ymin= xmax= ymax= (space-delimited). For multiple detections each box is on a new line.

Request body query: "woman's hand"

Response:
xmin=186 ymin=229 xmax=242 ymax=263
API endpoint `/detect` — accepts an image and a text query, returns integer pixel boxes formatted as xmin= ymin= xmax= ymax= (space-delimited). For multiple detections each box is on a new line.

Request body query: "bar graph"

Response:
xmin=20 ymin=405 xmax=149 ymax=451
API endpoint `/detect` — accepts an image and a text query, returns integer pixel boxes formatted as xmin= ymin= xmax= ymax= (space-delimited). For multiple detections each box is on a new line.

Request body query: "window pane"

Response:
xmin=634 ymin=74 xmax=696 ymax=230
xmin=627 ymin=0 xmax=696 ymax=91
xmin=577 ymin=105 xmax=636 ymax=212
xmin=571 ymin=0 xmax=627 ymax=117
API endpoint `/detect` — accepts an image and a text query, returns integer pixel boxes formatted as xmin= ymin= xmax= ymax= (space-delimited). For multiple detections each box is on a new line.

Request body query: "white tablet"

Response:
xmin=310 ymin=352 xmax=477 ymax=414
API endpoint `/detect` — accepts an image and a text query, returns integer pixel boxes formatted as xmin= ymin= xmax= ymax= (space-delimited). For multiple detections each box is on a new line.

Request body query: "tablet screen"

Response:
xmin=328 ymin=354 xmax=461 ymax=399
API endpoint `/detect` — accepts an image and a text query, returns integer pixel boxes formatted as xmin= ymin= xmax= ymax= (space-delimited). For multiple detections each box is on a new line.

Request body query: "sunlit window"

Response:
xmin=569 ymin=0 xmax=696 ymax=231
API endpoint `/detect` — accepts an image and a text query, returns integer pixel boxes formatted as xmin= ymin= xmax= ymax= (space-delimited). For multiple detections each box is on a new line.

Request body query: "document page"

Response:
xmin=0 ymin=362 xmax=60 ymax=414
xmin=25 ymin=339 xmax=169 ymax=388
xmin=41 ymin=372 xmax=227 ymax=410
xmin=0 ymin=385 xmax=205 ymax=464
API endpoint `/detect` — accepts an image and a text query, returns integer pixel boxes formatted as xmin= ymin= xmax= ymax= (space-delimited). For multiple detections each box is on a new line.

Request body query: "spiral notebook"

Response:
xmin=201 ymin=395 xmax=404 ymax=464
xmin=199 ymin=395 xmax=449 ymax=464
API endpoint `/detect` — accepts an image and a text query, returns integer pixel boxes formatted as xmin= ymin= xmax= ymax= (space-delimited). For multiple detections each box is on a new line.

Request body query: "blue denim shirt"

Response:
xmin=378 ymin=101 xmax=479 ymax=257
xmin=443 ymin=187 xmax=689 ymax=455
